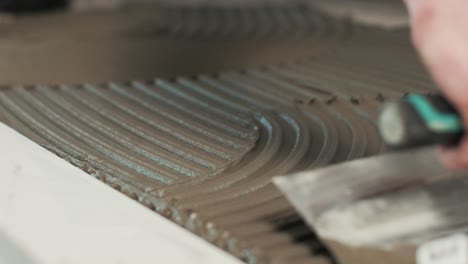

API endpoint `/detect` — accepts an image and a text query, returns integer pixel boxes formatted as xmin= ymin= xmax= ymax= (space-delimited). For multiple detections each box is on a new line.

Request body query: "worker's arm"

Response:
xmin=404 ymin=0 xmax=468 ymax=169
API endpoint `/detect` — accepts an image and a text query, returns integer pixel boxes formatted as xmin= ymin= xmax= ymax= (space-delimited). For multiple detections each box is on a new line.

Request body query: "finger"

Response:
xmin=439 ymin=147 xmax=461 ymax=170
xmin=406 ymin=0 xmax=468 ymax=101
xmin=439 ymin=138 xmax=468 ymax=169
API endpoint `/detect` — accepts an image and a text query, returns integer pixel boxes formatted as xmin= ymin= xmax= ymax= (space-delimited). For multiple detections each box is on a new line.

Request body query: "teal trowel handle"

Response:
xmin=379 ymin=94 xmax=464 ymax=149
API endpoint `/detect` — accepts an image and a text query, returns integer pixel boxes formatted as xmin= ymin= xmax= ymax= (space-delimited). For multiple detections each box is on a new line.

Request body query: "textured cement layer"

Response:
xmin=0 ymin=4 xmax=435 ymax=264
xmin=0 ymin=124 xmax=243 ymax=264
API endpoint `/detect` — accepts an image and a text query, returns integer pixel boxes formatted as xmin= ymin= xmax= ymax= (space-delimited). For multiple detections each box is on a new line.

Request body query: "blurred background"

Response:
xmin=0 ymin=0 xmax=408 ymax=85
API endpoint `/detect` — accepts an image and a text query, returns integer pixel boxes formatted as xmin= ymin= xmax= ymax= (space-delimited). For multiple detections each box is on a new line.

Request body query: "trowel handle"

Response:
xmin=378 ymin=93 xmax=464 ymax=149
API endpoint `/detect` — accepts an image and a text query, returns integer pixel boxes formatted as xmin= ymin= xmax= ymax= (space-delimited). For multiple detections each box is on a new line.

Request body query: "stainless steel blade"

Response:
xmin=274 ymin=147 xmax=468 ymax=248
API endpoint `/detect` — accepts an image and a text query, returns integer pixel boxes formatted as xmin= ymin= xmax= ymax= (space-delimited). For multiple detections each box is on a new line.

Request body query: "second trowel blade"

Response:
xmin=274 ymin=147 xmax=467 ymax=247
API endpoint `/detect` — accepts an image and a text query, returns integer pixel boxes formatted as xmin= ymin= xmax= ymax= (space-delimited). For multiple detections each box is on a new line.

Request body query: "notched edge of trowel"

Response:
xmin=274 ymin=148 xmax=468 ymax=264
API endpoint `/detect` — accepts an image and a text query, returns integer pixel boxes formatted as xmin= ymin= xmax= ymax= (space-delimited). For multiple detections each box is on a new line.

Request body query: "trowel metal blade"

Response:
xmin=274 ymin=147 xmax=467 ymax=247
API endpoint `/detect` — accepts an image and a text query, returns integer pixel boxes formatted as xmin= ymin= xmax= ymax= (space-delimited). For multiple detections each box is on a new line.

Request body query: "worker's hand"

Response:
xmin=404 ymin=0 xmax=468 ymax=169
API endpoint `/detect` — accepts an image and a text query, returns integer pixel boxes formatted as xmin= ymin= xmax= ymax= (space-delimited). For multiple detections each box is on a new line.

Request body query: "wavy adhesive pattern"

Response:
xmin=0 ymin=5 xmax=436 ymax=264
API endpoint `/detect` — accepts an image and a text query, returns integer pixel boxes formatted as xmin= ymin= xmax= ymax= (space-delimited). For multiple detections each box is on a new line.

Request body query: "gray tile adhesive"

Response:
xmin=0 ymin=4 xmax=436 ymax=264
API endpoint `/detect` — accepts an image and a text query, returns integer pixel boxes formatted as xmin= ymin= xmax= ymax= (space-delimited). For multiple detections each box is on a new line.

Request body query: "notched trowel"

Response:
xmin=274 ymin=94 xmax=468 ymax=250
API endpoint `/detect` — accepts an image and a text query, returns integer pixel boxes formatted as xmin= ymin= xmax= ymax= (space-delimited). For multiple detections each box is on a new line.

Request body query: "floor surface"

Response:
xmin=0 ymin=3 xmax=435 ymax=264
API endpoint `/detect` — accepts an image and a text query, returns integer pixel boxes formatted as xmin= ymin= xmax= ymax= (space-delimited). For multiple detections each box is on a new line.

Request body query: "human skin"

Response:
xmin=403 ymin=0 xmax=468 ymax=169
